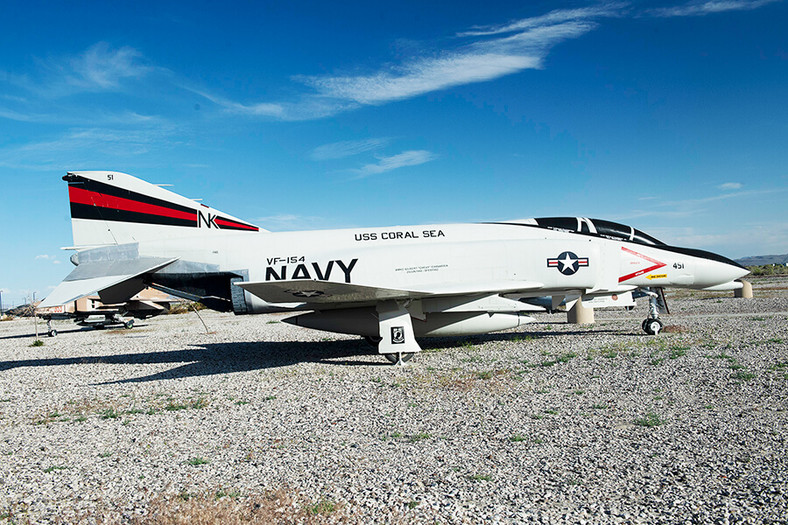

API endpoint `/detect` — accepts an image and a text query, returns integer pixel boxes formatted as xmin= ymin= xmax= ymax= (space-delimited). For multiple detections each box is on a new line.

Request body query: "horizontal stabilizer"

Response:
xmin=39 ymin=257 xmax=177 ymax=308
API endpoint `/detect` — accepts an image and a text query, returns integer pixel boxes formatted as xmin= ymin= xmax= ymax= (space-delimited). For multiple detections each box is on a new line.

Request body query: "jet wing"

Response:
xmin=39 ymin=257 xmax=178 ymax=308
xmin=237 ymin=279 xmax=543 ymax=306
xmin=237 ymin=280 xmax=425 ymax=304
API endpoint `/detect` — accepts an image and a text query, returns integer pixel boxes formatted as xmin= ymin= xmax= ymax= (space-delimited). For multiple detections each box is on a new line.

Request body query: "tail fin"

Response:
xmin=64 ymin=171 xmax=265 ymax=247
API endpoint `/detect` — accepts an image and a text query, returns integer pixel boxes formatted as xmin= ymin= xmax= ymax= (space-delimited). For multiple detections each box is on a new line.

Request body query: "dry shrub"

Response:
xmin=167 ymin=302 xmax=207 ymax=315
xmin=76 ymin=489 xmax=351 ymax=525
xmin=432 ymin=369 xmax=511 ymax=393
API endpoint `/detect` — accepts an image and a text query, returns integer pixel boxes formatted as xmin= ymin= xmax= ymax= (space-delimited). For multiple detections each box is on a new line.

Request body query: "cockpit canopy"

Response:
xmin=508 ymin=217 xmax=665 ymax=247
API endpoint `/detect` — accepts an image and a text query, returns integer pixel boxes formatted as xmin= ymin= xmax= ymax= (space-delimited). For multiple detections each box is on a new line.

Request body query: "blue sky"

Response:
xmin=1 ymin=0 xmax=786 ymax=308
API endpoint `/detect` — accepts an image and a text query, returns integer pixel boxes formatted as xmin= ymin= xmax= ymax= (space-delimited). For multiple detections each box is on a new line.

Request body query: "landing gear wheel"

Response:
xmin=643 ymin=318 xmax=664 ymax=335
xmin=383 ymin=352 xmax=415 ymax=365
xmin=48 ymin=329 xmax=57 ymax=337
xmin=124 ymin=320 xmax=134 ymax=329
xmin=363 ymin=335 xmax=382 ymax=347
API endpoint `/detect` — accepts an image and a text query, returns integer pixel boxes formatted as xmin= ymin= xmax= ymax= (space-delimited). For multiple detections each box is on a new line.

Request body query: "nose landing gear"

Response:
xmin=641 ymin=287 xmax=667 ymax=335
xmin=642 ymin=317 xmax=664 ymax=335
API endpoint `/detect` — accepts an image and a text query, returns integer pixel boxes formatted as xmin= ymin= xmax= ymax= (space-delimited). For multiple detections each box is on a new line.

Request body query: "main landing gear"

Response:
xmin=363 ymin=336 xmax=416 ymax=365
xmin=641 ymin=287 xmax=665 ymax=335
xmin=383 ymin=352 xmax=416 ymax=365
xmin=46 ymin=319 xmax=57 ymax=337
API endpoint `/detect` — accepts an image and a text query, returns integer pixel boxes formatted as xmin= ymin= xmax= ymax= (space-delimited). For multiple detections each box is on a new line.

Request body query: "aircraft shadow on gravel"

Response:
xmin=0 ymin=323 xmax=153 ymax=340
xmin=0 ymin=329 xmax=629 ymax=384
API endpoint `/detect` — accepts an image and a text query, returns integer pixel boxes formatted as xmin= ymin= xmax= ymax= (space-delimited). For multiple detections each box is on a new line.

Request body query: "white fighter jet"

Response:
xmin=41 ymin=171 xmax=749 ymax=363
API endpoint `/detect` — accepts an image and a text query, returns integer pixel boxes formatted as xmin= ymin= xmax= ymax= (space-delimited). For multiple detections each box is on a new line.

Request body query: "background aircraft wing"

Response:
xmin=237 ymin=279 xmax=543 ymax=306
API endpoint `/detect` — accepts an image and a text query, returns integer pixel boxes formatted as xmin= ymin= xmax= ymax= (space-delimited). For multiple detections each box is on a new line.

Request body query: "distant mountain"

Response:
xmin=736 ymin=254 xmax=788 ymax=266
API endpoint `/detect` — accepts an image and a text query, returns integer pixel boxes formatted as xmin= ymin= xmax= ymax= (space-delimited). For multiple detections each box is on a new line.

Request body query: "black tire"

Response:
xmin=644 ymin=319 xmax=663 ymax=335
xmin=363 ymin=335 xmax=383 ymax=347
xmin=383 ymin=352 xmax=416 ymax=364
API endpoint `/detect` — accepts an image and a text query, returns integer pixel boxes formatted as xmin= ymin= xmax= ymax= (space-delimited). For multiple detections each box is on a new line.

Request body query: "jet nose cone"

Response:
xmin=694 ymin=251 xmax=750 ymax=287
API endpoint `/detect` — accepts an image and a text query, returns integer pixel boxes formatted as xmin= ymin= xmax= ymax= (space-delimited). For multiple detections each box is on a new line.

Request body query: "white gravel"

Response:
xmin=1 ymin=276 xmax=787 ymax=523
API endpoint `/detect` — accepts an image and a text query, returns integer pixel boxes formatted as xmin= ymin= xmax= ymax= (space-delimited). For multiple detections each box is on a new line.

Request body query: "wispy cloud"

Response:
xmin=0 ymin=107 xmax=48 ymax=122
xmin=67 ymin=42 xmax=152 ymax=90
xmin=190 ymin=0 xmax=778 ymax=120
xmin=35 ymin=255 xmax=61 ymax=264
xmin=718 ymin=182 xmax=742 ymax=190
xmin=196 ymin=7 xmax=616 ymax=119
xmin=660 ymin=188 xmax=782 ymax=207
xmin=2 ymin=1 xmax=781 ymax=128
xmin=311 ymin=138 xmax=390 ymax=160
xmin=0 ymin=106 xmax=159 ymax=126
xmin=645 ymin=221 xmax=788 ymax=256
xmin=192 ymin=87 xmax=358 ymax=121
xmin=252 ymin=214 xmax=329 ymax=232
xmin=304 ymin=19 xmax=601 ymax=105
xmin=306 ymin=54 xmax=540 ymax=105
xmin=0 ymin=125 xmax=175 ymax=170
xmin=0 ymin=43 xmax=165 ymax=127
xmin=352 ymin=150 xmax=438 ymax=178
xmin=648 ymin=0 xmax=780 ymax=17
xmin=620 ymin=187 xmax=787 ymax=220
xmin=458 ymin=5 xmax=624 ymax=37
xmin=7 ymin=42 xmax=155 ymax=98
xmin=192 ymin=89 xmax=286 ymax=118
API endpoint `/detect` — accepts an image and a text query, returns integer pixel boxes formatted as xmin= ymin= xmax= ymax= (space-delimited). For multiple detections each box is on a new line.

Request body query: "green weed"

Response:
xmin=468 ymin=474 xmax=491 ymax=482
xmin=42 ymin=465 xmax=71 ymax=473
xmin=307 ymin=498 xmax=336 ymax=515
xmin=669 ymin=347 xmax=688 ymax=359
xmin=732 ymin=370 xmax=756 ymax=381
xmin=634 ymin=412 xmax=665 ymax=427
xmin=100 ymin=408 xmax=119 ymax=420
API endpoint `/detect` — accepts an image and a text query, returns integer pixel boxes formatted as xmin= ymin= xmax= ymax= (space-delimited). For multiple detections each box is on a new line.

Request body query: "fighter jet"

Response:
xmin=37 ymin=287 xmax=180 ymax=336
xmin=41 ymin=171 xmax=749 ymax=363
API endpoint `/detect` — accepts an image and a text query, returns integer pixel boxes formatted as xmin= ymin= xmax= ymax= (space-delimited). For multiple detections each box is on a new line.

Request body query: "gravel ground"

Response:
xmin=1 ymin=276 xmax=787 ymax=524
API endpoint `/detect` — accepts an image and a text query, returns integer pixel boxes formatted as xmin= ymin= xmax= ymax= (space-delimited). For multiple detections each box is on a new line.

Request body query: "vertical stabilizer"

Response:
xmin=64 ymin=171 xmax=266 ymax=247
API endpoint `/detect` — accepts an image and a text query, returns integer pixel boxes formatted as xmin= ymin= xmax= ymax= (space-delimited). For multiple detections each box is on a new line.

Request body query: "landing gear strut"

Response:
xmin=641 ymin=288 xmax=664 ymax=335
xmin=46 ymin=319 xmax=57 ymax=337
